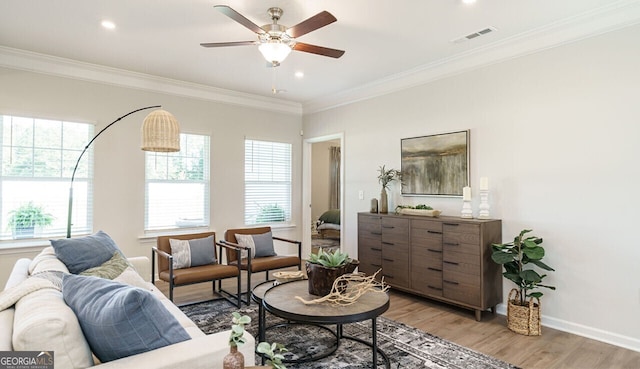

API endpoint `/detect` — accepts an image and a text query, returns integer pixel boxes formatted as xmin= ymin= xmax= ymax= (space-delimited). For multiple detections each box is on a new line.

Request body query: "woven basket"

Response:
xmin=506 ymin=289 xmax=541 ymax=336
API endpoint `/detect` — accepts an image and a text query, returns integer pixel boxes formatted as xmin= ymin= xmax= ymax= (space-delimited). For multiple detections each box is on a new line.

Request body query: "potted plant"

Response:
xmin=377 ymin=165 xmax=401 ymax=213
xmin=306 ymin=248 xmax=359 ymax=296
xmin=223 ymin=312 xmax=251 ymax=369
xmin=256 ymin=204 xmax=285 ymax=223
xmin=7 ymin=202 xmax=54 ymax=239
xmin=257 ymin=342 xmax=288 ymax=369
xmin=491 ymin=229 xmax=555 ymax=335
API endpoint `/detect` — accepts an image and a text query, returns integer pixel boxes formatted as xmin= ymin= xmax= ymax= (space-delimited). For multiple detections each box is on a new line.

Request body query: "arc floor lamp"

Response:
xmin=66 ymin=105 xmax=181 ymax=238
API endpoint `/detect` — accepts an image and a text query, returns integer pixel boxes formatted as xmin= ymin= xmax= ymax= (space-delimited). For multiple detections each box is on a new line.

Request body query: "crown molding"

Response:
xmin=302 ymin=0 xmax=640 ymax=114
xmin=0 ymin=46 xmax=303 ymax=116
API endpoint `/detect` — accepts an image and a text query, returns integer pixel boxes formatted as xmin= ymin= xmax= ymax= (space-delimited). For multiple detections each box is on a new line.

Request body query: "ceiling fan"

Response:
xmin=201 ymin=5 xmax=345 ymax=66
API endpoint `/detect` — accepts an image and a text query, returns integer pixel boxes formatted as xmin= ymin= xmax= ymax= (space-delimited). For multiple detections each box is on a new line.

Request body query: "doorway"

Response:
xmin=302 ymin=133 xmax=344 ymax=258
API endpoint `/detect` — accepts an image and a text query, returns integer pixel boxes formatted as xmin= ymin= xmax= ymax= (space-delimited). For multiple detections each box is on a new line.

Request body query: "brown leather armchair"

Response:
xmin=221 ymin=226 xmax=302 ymax=305
xmin=152 ymin=231 xmax=243 ymax=307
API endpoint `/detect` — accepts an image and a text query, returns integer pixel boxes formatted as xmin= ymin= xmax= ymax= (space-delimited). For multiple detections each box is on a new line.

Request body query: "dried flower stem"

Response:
xmin=295 ymin=270 xmax=388 ymax=306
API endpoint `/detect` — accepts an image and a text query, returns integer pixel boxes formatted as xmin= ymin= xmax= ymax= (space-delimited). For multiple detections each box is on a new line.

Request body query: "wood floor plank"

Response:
xmin=155 ymin=271 xmax=640 ymax=369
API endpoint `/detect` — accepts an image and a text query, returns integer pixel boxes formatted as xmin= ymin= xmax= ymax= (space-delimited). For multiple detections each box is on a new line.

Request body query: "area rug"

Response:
xmin=180 ymin=299 xmax=520 ymax=369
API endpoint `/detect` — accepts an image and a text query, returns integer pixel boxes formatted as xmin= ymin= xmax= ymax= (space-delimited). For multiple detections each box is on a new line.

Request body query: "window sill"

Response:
xmin=0 ymin=239 xmax=50 ymax=254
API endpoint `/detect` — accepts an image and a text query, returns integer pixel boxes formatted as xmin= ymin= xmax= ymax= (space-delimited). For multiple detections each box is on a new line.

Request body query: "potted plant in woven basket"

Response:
xmin=491 ymin=229 xmax=555 ymax=336
xmin=224 ymin=312 xmax=251 ymax=369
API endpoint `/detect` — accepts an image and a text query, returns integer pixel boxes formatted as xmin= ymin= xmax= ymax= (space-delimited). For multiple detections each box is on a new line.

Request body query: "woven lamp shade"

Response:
xmin=141 ymin=109 xmax=181 ymax=152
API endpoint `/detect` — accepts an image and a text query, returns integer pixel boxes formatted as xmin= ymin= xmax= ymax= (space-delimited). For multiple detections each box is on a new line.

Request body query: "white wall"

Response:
xmin=0 ymin=68 xmax=303 ymax=285
xmin=303 ymin=25 xmax=640 ymax=350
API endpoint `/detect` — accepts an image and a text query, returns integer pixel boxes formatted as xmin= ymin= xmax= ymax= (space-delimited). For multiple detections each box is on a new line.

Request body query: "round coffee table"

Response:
xmin=261 ymin=279 xmax=390 ymax=369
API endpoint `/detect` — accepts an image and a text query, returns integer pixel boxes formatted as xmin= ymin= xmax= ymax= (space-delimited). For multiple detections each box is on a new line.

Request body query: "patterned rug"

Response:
xmin=180 ymin=298 xmax=520 ymax=369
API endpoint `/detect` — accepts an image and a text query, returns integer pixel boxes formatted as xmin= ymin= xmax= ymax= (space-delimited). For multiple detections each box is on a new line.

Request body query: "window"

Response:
xmin=244 ymin=139 xmax=291 ymax=225
xmin=145 ymin=133 xmax=210 ymax=231
xmin=1 ymin=115 xmax=93 ymax=240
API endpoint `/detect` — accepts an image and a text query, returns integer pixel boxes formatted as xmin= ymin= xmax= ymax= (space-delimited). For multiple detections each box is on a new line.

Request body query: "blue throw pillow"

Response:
xmin=62 ymin=274 xmax=191 ymax=363
xmin=51 ymin=231 xmax=122 ymax=274
xmin=169 ymin=235 xmax=216 ymax=269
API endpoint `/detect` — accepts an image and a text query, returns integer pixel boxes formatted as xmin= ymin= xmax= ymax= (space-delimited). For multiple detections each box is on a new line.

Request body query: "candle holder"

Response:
xmin=461 ymin=199 xmax=473 ymax=218
xmin=478 ymin=189 xmax=491 ymax=219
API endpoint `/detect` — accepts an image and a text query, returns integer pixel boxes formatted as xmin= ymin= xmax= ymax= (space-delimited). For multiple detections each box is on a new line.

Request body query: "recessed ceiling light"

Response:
xmin=295 ymin=71 xmax=304 ymax=79
xmin=462 ymin=0 xmax=477 ymax=4
xmin=101 ymin=20 xmax=116 ymax=30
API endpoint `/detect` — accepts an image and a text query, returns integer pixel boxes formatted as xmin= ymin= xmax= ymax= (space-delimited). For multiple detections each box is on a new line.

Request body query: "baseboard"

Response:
xmin=495 ymin=304 xmax=640 ymax=352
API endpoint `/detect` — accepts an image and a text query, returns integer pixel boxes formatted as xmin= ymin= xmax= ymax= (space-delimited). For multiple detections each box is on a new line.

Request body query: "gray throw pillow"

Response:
xmin=51 ymin=231 xmax=122 ymax=274
xmin=169 ymin=235 xmax=216 ymax=269
xmin=235 ymin=231 xmax=277 ymax=258
xmin=62 ymin=274 xmax=191 ymax=363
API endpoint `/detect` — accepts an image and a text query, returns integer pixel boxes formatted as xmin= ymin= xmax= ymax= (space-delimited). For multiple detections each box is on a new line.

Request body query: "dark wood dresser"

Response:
xmin=358 ymin=212 xmax=502 ymax=321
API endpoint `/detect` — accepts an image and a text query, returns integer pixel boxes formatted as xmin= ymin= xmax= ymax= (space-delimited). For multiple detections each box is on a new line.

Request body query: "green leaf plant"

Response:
xmin=257 ymin=342 xmax=288 ymax=369
xmin=307 ymin=248 xmax=351 ymax=268
xmin=491 ymin=229 xmax=556 ymax=305
xmin=228 ymin=312 xmax=251 ymax=347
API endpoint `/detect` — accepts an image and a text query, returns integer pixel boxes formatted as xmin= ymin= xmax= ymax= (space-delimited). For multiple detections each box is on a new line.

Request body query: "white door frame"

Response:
xmin=302 ymin=132 xmax=344 ymax=258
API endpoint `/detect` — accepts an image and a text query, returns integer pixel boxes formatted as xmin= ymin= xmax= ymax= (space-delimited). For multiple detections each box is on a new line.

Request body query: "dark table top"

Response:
xmin=262 ymin=279 xmax=389 ymax=325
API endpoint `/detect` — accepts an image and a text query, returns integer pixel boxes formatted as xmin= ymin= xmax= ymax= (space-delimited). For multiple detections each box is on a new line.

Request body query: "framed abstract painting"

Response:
xmin=401 ymin=130 xmax=469 ymax=197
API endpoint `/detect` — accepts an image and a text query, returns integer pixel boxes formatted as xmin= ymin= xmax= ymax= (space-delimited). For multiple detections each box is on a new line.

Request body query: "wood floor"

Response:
xmin=155 ymin=270 xmax=640 ymax=369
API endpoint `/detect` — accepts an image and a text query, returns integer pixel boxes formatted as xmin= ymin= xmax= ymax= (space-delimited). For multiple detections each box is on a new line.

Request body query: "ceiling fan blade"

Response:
xmin=214 ymin=5 xmax=265 ymax=35
xmin=286 ymin=11 xmax=337 ymax=38
xmin=293 ymin=42 xmax=345 ymax=58
xmin=200 ymin=41 xmax=258 ymax=48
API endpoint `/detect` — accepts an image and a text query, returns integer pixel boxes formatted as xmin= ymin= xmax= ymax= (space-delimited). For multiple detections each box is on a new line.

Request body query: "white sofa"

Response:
xmin=0 ymin=247 xmax=255 ymax=369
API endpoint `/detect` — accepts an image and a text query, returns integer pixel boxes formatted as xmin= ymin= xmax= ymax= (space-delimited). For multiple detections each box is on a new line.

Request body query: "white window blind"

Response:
xmin=0 ymin=115 xmax=93 ymax=240
xmin=244 ymin=139 xmax=291 ymax=225
xmin=145 ymin=133 xmax=210 ymax=231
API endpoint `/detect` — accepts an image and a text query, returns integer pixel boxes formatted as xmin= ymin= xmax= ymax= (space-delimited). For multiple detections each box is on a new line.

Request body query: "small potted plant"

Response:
xmin=377 ymin=165 xmax=401 ymax=213
xmin=306 ymin=248 xmax=359 ymax=296
xmin=491 ymin=229 xmax=555 ymax=336
xmin=223 ymin=312 xmax=251 ymax=369
xmin=257 ymin=342 xmax=288 ymax=369
xmin=7 ymin=202 xmax=54 ymax=239
xmin=256 ymin=204 xmax=286 ymax=223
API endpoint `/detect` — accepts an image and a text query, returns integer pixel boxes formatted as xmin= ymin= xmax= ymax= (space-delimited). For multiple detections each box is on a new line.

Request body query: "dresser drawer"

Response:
xmin=443 ymin=222 xmax=480 ymax=235
xmin=412 ymin=268 xmax=443 ymax=296
xmin=411 ymin=219 xmax=443 ymax=233
xmin=359 ymin=220 xmax=382 ymax=236
xmin=442 ymin=251 xmax=480 ymax=277
xmin=443 ymin=279 xmax=481 ymax=306
xmin=381 ymin=218 xmax=409 ymax=242
xmin=442 ymin=240 xmax=480 ymax=256
xmin=443 ymin=269 xmax=480 ymax=287
xmin=412 ymin=246 xmax=443 ymax=269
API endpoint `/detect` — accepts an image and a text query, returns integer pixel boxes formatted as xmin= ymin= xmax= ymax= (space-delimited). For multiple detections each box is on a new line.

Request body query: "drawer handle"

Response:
xmin=427 ymin=230 xmax=442 ymax=234
xmin=427 ymin=267 xmax=442 ymax=272
xmin=444 ymin=242 xmax=459 ymax=246
xmin=444 ymin=280 xmax=459 ymax=285
xmin=444 ymin=223 xmax=459 ymax=226
xmin=371 ymin=231 xmax=382 ymax=235
xmin=444 ymin=261 xmax=459 ymax=266
xmin=382 ymin=225 xmax=395 ymax=229
xmin=383 ymin=274 xmax=394 ymax=278
xmin=383 ymin=258 xmax=394 ymax=262
xmin=371 ymin=264 xmax=382 ymax=268
xmin=371 ymin=247 xmax=382 ymax=251
xmin=382 ymin=241 xmax=395 ymax=245
xmin=427 ymin=248 xmax=442 ymax=253
xmin=428 ymin=285 xmax=443 ymax=291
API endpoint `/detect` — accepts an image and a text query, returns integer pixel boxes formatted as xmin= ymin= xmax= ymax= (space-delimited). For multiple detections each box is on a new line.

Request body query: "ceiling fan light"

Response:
xmin=259 ymin=42 xmax=292 ymax=64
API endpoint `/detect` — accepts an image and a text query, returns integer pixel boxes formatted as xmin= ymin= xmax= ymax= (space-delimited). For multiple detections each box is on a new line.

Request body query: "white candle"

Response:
xmin=463 ymin=186 xmax=471 ymax=201
xmin=480 ymin=177 xmax=489 ymax=191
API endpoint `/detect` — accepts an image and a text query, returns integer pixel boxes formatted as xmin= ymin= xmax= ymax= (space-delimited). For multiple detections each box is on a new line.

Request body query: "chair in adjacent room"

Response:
xmin=221 ymin=226 xmax=302 ymax=305
xmin=152 ymin=231 xmax=243 ymax=307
